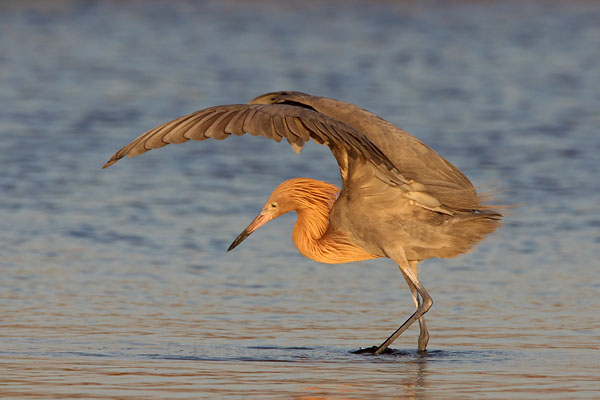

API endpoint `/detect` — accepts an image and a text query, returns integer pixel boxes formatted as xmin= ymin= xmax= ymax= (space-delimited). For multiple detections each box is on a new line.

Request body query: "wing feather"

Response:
xmin=158 ymin=112 xmax=204 ymax=144
xmin=182 ymin=110 xmax=220 ymax=140
xmin=224 ymin=108 xmax=247 ymax=135
xmin=268 ymin=116 xmax=283 ymax=142
xmin=103 ymin=104 xmax=397 ymax=173
xmin=249 ymin=91 xmax=493 ymax=212
xmin=204 ymin=110 xmax=235 ymax=140
xmin=150 ymin=112 xmax=199 ymax=146
xmin=284 ymin=116 xmax=309 ymax=141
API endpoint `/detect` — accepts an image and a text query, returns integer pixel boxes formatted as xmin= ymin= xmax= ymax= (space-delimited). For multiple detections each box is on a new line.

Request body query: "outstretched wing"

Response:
xmin=251 ymin=91 xmax=487 ymax=212
xmin=102 ymin=104 xmax=399 ymax=175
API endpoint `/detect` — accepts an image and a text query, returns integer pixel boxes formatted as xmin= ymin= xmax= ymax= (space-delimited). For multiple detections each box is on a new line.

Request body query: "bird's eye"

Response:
xmin=270 ymin=202 xmax=278 ymax=209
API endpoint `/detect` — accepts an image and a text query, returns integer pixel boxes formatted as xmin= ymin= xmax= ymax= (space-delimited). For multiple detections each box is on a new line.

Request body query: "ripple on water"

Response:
xmin=1 ymin=0 xmax=600 ymax=399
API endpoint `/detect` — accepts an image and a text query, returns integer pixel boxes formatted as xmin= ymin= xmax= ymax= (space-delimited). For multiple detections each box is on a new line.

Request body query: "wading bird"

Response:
xmin=103 ymin=91 xmax=501 ymax=354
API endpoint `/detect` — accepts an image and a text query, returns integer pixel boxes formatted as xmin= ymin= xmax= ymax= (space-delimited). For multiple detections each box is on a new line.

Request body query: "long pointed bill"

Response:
xmin=227 ymin=213 xmax=270 ymax=252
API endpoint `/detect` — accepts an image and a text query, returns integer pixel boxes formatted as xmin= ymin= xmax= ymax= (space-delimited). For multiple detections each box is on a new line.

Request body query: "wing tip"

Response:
xmin=102 ymin=157 xmax=119 ymax=169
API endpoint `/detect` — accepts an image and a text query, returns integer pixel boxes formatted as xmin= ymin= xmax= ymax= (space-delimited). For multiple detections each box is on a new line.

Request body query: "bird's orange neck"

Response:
xmin=287 ymin=179 xmax=380 ymax=264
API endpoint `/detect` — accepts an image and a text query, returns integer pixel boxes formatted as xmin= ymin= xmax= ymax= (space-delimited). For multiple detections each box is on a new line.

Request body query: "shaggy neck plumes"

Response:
xmin=281 ymin=178 xmax=380 ymax=264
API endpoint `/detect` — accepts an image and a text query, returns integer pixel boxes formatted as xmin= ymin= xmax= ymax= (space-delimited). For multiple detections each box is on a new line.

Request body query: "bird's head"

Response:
xmin=227 ymin=183 xmax=295 ymax=252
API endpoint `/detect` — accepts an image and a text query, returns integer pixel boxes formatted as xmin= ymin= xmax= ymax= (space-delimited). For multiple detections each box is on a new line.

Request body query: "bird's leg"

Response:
xmin=402 ymin=261 xmax=429 ymax=352
xmin=374 ymin=249 xmax=432 ymax=355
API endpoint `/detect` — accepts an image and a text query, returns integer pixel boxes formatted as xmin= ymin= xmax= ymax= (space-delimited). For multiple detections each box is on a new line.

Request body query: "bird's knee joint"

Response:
xmin=422 ymin=296 xmax=433 ymax=312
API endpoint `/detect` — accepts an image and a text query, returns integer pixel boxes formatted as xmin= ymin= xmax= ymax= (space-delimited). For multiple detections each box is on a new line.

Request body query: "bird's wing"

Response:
xmin=251 ymin=91 xmax=483 ymax=212
xmin=102 ymin=104 xmax=400 ymax=177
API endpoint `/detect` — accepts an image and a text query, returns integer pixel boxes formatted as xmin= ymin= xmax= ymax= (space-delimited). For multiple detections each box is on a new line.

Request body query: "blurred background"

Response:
xmin=1 ymin=0 xmax=599 ymax=399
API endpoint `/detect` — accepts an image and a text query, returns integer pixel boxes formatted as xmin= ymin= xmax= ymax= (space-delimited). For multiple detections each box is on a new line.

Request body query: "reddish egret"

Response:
xmin=103 ymin=91 xmax=501 ymax=354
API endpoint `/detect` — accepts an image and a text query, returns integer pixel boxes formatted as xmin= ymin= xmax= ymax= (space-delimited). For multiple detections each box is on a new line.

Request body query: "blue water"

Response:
xmin=1 ymin=1 xmax=599 ymax=398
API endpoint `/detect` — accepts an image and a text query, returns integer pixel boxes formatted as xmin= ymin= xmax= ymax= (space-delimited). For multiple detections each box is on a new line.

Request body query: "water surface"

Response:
xmin=1 ymin=0 xmax=599 ymax=398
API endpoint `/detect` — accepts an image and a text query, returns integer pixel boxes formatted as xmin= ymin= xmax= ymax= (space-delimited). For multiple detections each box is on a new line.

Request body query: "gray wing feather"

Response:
xmin=102 ymin=104 xmax=398 ymax=173
xmin=251 ymin=91 xmax=487 ymax=211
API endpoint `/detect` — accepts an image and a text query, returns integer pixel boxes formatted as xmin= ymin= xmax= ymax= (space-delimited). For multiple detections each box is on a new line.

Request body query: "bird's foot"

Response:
xmin=352 ymin=346 xmax=394 ymax=355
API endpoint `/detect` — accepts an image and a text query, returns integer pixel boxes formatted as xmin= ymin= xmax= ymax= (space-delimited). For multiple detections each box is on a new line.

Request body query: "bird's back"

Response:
xmin=252 ymin=92 xmax=482 ymax=212
xmin=252 ymin=92 xmax=501 ymax=260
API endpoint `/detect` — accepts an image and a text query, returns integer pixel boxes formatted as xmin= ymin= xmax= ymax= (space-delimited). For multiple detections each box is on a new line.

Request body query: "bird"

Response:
xmin=103 ymin=91 xmax=502 ymax=354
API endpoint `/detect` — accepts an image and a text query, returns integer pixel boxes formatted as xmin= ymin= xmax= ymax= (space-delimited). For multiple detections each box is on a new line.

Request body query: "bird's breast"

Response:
xmin=294 ymin=230 xmax=381 ymax=264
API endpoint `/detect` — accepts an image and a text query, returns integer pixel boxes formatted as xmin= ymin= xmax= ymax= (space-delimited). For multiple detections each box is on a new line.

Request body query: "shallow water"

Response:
xmin=1 ymin=0 xmax=599 ymax=398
